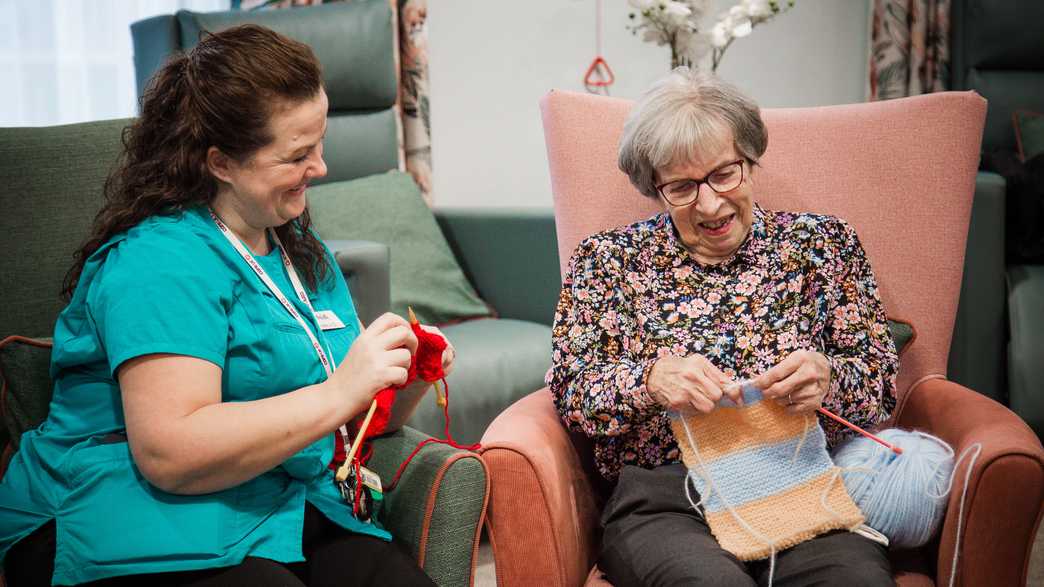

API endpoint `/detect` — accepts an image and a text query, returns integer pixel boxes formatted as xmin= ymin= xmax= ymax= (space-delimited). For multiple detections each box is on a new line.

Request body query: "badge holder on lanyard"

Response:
xmin=209 ymin=210 xmax=378 ymax=519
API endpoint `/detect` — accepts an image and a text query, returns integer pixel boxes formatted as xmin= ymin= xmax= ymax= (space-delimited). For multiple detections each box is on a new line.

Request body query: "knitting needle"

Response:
xmin=816 ymin=407 xmax=903 ymax=455
xmin=337 ymin=309 xmax=413 ymax=483
xmin=732 ymin=379 xmax=904 ymax=455
xmin=336 ymin=399 xmax=378 ymax=482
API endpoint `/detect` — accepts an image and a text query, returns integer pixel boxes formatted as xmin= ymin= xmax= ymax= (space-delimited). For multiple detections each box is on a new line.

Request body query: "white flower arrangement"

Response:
xmin=627 ymin=0 xmax=795 ymax=70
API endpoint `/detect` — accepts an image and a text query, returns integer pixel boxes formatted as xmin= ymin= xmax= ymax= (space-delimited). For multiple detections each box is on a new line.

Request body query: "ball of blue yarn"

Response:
xmin=832 ymin=429 xmax=954 ymax=549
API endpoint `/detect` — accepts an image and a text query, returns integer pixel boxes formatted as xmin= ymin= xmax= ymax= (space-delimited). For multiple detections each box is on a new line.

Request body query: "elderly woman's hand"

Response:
xmin=750 ymin=350 xmax=831 ymax=413
xmin=647 ymin=355 xmax=741 ymax=414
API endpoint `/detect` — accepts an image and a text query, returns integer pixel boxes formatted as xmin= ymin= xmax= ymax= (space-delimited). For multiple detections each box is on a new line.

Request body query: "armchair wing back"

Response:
xmin=542 ymin=90 xmax=985 ymax=396
xmin=131 ymin=0 xmax=400 ymax=186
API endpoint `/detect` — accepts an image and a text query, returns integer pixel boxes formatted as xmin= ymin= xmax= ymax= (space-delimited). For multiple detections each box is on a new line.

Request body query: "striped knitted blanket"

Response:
xmin=670 ymin=384 xmax=864 ymax=560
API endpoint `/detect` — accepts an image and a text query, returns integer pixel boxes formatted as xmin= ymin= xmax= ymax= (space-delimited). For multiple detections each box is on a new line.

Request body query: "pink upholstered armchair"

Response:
xmin=480 ymin=90 xmax=1044 ymax=587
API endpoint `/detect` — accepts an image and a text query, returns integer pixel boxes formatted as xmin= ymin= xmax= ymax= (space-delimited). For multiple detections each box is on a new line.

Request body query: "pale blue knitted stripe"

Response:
xmin=691 ymin=425 xmax=832 ymax=513
xmin=717 ymin=383 xmax=767 ymax=408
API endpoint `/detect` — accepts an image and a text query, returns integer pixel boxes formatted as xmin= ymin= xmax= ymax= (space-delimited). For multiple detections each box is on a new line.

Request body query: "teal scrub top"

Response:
xmin=0 ymin=207 xmax=389 ymax=585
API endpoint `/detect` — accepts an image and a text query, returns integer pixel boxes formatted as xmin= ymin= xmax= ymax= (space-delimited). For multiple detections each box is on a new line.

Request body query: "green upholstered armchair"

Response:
xmin=0 ymin=3 xmax=488 ymax=586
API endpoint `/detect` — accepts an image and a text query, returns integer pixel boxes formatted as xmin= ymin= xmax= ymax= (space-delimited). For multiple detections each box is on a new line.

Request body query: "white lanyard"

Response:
xmin=209 ymin=209 xmax=350 ymax=440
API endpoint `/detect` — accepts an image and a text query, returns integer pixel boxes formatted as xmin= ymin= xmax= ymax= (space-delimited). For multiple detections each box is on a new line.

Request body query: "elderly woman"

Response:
xmin=0 ymin=25 xmax=445 ymax=586
xmin=547 ymin=69 xmax=898 ymax=586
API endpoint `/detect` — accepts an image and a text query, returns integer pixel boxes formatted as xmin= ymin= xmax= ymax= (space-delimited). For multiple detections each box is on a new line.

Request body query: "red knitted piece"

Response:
xmin=331 ymin=323 xmax=446 ymax=467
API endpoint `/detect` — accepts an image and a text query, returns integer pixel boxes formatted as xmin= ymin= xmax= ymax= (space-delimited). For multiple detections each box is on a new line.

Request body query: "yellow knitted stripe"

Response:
xmin=703 ymin=469 xmax=865 ymax=561
xmin=672 ymin=400 xmax=808 ymax=464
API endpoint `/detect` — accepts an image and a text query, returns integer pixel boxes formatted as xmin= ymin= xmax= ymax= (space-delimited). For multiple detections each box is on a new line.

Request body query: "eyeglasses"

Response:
xmin=655 ymin=159 xmax=746 ymax=206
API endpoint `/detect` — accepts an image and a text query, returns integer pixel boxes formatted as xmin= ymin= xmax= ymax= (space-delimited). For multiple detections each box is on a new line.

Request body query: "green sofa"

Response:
xmin=0 ymin=3 xmax=489 ymax=585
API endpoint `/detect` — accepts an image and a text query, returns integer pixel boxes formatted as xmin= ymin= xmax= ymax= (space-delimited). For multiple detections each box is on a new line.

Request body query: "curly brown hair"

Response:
xmin=63 ymin=24 xmax=330 ymax=298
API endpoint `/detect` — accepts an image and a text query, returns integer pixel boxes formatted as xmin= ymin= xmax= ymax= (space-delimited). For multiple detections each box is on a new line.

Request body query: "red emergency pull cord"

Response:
xmin=584 ymin=0 xmax=614 ymax=95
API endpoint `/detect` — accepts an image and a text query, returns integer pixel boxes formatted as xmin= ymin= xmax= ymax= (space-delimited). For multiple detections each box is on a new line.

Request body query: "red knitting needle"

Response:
xmin=817 ymin=407 xmax=903 ymax=455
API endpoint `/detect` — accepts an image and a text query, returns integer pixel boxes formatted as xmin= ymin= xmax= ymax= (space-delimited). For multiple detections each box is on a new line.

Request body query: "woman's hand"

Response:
xmin=325 ymin=312 xmax=418 ymax=413
xmin=750 ymin=349 xmax=831 ymax=413
xmin=647 ymin=354 xmax=740 ymax=414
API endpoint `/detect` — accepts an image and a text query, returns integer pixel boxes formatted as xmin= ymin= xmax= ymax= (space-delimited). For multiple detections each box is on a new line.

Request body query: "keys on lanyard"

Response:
xmin=337 ymin=461 xmax=383 ymax=523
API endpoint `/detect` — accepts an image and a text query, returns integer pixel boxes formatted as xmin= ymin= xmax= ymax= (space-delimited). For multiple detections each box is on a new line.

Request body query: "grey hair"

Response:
xmin=618 ymin=67 xmax=768 ymax=199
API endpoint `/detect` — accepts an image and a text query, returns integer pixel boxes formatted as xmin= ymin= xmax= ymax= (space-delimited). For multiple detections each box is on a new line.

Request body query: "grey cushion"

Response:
xmin=407 ymin=318 xmax=552 ymax=445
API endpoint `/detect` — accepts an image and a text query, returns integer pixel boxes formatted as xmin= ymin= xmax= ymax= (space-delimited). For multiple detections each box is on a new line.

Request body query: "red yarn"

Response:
xmin=330 ymin=322 xmax=448 ymax=468
xmin=329 ymin=321 xmax=480 ymax=490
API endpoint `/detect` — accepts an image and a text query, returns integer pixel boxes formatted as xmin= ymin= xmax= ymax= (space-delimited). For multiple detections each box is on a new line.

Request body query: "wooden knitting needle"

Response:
xmin=336 ymin=306 xmax=429 ymax=482
xmin=336 ymin=399 xmax=377 ymax=482
xmin=816 ymin=407 xmax=903 ymax=455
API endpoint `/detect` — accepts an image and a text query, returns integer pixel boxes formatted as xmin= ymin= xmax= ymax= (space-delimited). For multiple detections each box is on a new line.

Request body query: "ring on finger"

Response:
xmin=787 ymin=393 xmax=794 ymax=405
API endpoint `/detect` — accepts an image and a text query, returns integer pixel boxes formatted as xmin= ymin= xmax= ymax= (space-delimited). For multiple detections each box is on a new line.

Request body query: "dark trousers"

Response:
xmin=598 ymin=464 xmax=894 ymax=587
xmin=4 ymin=502 xmax=435 ymax=587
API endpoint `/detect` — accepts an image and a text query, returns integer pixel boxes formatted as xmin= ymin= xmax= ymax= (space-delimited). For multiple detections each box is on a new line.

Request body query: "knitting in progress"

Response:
xmin=671 ymin=382 xmax=864 ymax=562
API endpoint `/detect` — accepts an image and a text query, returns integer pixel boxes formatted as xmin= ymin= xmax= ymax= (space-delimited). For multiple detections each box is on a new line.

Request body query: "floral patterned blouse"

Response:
xmin=547 ymin=204 xmax=898 ymax=481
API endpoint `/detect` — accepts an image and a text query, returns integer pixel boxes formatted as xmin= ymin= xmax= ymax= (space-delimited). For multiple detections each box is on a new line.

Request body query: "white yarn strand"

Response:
xmin=943 ymin=442 xmax=982 ymax=587
xmin=679 ymin=416 xmax=779 ymax=586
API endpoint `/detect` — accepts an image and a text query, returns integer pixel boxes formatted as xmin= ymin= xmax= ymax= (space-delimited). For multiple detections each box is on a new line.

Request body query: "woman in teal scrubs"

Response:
xmin=0 ymin=25 xmax=447 ymax=586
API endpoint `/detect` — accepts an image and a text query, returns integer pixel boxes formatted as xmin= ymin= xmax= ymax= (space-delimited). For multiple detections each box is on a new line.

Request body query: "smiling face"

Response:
xmin=656 ymin=135 xmax=755 ymax=265
xmin=209 ymin=90 xmax=329 ymax=247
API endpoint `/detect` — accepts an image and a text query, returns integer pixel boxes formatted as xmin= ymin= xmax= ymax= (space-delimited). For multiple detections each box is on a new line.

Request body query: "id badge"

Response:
xmin=337 ymin=464 xmax=383 ymax=523
xmin=316 ymin=310 xmax=346 ymax=331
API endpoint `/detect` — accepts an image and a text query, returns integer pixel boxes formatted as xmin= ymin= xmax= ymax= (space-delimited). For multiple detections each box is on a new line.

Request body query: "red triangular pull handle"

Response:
xmin=584 ymin=55 xmax=615 ymax=89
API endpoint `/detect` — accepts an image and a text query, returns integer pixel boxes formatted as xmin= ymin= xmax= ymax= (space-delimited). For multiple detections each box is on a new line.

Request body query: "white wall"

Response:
xmin=428 ymin=0 xmax=871 ymax=208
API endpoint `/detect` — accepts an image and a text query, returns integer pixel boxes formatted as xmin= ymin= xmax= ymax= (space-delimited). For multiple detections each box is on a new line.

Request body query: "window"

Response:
xmin=0 ymin=0 xmax=230 ymax=126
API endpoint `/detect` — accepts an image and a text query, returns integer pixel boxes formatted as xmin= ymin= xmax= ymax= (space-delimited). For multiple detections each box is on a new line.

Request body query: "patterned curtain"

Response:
xmin=238 ymin=0 xmax=434 ymax=205
xmin=397 ymin=0 xmax=431 ymax=204
xmin=869 ymin=0 xmax=950 ymax=101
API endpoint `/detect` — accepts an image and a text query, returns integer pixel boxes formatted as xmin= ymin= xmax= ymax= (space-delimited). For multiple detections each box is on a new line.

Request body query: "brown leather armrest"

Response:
xmin=479 ymin=388 xmax=602 ymax=587
xmin=895 ymin=378 xmax=1044 ymax=587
